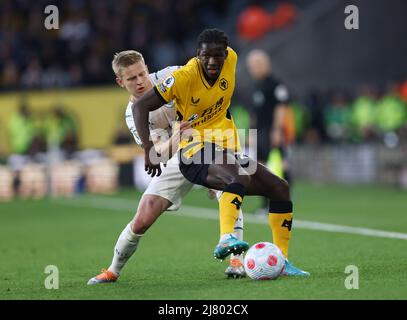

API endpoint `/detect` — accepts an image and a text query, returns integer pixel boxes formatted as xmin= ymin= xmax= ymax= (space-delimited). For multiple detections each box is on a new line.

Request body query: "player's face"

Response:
xmin=246 ymin=52 xmax=271 ymax=80
xmin=117 ymin=61 xmax=152 ymax=98
xmin=197 ymin=43 xmax=227 ymax=81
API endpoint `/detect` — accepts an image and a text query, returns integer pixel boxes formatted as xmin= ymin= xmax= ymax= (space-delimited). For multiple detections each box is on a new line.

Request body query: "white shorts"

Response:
xmin=144 ymin=153 xmax=194 ymax=211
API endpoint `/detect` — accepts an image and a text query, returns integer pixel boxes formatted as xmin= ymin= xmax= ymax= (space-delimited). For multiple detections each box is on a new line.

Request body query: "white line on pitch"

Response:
xmin=52 ymin=195 xmax=407 ymax=241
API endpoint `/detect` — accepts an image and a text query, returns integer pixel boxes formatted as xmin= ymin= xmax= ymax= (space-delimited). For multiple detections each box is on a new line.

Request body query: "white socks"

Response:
xmin=233 ymin=209 xmax=244 ymax=241
xmin=231 ymin=209 xmax=244 ymax=262
xmin=108 ymin=223 xmax=143 ymax=276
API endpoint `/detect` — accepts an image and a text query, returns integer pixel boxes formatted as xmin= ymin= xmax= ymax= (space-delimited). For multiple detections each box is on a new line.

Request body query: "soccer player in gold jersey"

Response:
xmin=132 ymin=29 xmax=309 ymax=276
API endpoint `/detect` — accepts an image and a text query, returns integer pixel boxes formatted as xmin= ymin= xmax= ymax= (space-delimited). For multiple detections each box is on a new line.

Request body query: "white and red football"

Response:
xmin=244 ymin=242 xmax=285 ymax=280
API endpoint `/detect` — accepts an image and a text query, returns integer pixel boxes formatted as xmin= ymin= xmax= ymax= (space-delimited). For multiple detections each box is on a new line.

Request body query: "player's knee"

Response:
xmin=131 ymin=218 xmax=145 ymax=234
xmin=132 ymin=198 xmax=162 ymax=234
xmin=131 ymin=213 xmax=148 ymax=233
xmin=232 ymin=173 xmax=251 ymax=189
xmin=220 ymin=172 xmax=250 ymax=189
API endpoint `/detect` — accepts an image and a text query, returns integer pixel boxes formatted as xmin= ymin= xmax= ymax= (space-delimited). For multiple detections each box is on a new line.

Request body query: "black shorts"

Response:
xmin=178 ymin=142 xmax=250 ymax=188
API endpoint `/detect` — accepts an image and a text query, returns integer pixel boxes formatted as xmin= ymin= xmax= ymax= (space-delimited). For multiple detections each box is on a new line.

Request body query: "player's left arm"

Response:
xmin=132 ymin=87 xmax=167 ymax=177
xmin=271 ymin=84 xmax=290 ymax=147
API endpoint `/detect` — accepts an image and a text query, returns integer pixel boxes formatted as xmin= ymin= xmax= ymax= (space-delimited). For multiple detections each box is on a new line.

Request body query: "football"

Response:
xmin=244 ymin=242 xmax=285 ymax=280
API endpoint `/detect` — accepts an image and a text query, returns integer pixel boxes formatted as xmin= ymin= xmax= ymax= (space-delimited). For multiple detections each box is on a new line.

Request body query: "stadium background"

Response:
xmin=1 ymin=0 xmax=406 ymax=300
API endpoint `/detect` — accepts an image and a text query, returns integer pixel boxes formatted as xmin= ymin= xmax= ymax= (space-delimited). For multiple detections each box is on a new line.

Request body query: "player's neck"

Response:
xmin=204 ymin=74 xmax=217 ymax=86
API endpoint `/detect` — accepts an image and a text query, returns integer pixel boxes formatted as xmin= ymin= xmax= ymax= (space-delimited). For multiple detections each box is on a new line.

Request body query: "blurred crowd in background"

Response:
xmin=2 ymin=0 xmax=407 ymax=148
xmin=7 ymin=102 xmax=78 ymax=156
xmin=292 ymin=83 xmax=407 ymax=146
xmin=1 ymin=0 xmax=239 ymax=89
xmin=1 ymin=0 xmax=407 ymax=200
xmin=6 ymin=83 xmax=407 ymax=160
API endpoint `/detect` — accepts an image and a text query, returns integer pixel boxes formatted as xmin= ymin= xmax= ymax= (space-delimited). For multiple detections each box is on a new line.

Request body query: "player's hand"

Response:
xmin=144 ymin=144 xmax=162 ymax=177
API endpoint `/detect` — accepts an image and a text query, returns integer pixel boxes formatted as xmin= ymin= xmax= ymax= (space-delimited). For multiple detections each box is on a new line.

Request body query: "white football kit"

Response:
xmin=125 ymin=66 xmax=193 ymax=211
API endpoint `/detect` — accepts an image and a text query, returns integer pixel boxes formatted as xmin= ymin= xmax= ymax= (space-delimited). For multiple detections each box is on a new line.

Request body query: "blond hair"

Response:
xmin=112 ymin=50 xmax=145 ymax=77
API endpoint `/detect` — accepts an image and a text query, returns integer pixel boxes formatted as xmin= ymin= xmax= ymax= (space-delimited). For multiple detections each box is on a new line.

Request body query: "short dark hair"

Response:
xmin=197 ymin=28 xmax=228 ymax=49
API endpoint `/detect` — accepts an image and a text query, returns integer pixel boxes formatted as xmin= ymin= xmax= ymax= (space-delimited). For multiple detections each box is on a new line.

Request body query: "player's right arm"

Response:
xmin=132 ymin=88 xmax=166 ymax=177
xmin=134 ymin=67 xmax=190 ymax=177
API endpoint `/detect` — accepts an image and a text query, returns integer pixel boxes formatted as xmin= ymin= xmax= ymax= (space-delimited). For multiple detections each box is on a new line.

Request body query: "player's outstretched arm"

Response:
xmin=132 ymin=88 xmax=166 ymax=177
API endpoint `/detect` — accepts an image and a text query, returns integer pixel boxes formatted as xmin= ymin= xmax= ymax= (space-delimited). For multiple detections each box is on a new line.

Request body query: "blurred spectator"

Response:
xmin=304 ymin=90 xmax=326 ymax=144
xmin=375 ymin=83 xmax=407 ymax=134
xmin=113 ymin=127 xmax=133 ymax=145
xmin=21 ymin=59 xmax=42 ymax=89
xmin=324 ymin=92 xmax=352 ymax=143
xmin=245 ymin=49 xmax=291 ymax=163
xmin=290 ymin=102 xmax=310 ymax=144
xmin=2 ymin=60 xmax=19 ymax=89
xmin=245 ymin=48 xmax=293 ymax=213
xmin=8 ymin=102 xmax=45 ymax=156
xmin=350 ymin=86 xmax=378 ymax=142
xmin=44 ymin=106 xmax=78 ymax=155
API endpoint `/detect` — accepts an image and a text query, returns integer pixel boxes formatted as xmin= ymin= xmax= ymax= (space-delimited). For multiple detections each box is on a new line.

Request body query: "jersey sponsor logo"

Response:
xmin=190 ymin=96 xmax=225 ymax=128
xmin=163 ymin=75 xmax=175 ymax=88
xmin=190 ymin=96 xmax=200 ymax=105
xmin=200 ymin=96 xmax=224 ymax=117
xmin=219 ymin=78 xmax=228 ymax=91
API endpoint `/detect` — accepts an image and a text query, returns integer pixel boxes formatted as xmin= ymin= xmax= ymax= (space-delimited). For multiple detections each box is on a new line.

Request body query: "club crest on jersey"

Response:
xmin=219 ymin=78 xmax=228 ymax=91
xmin=231 ymin=197 xmax=242 ymax=209
xmin=163 ymin=75 xmax=175 ymax=88
xmin=281 ymin=219 xmax=292 ymax=231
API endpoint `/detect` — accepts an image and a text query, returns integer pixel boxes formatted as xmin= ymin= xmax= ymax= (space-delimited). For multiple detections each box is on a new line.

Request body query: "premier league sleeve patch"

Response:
xmin=163 ymin=75 xmax=175 ymax=89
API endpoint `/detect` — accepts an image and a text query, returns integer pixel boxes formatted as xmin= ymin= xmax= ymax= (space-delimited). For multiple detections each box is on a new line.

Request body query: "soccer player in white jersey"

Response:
xmin=88 ymin=50 xmax=245 ymax=284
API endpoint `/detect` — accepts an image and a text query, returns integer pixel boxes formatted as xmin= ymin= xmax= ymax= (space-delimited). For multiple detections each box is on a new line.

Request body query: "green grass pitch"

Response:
xmin=0 ymin=182 xmax=406 ymax=300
